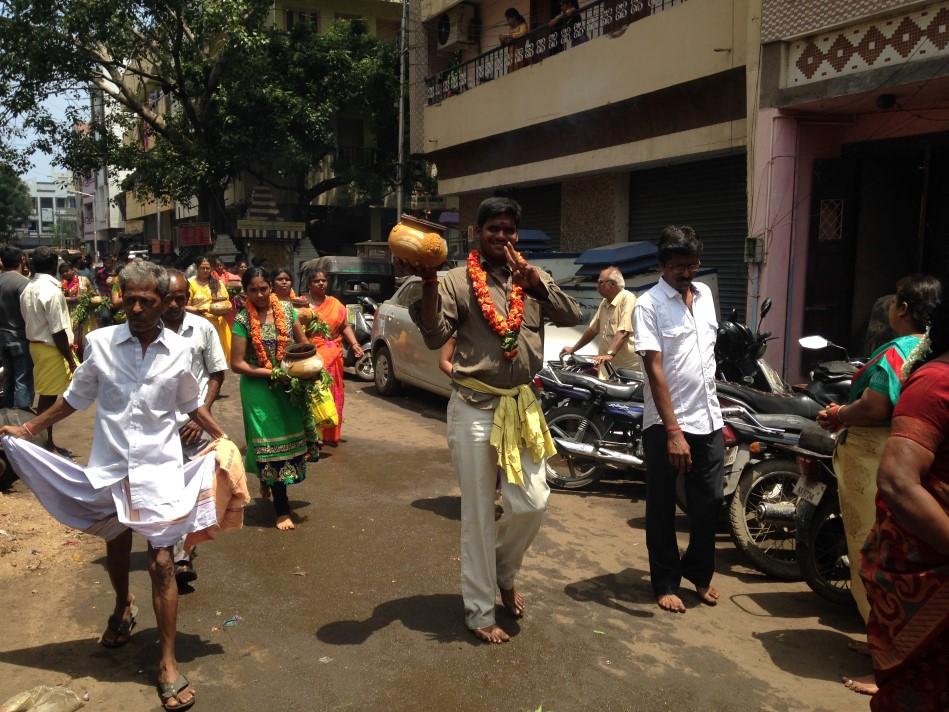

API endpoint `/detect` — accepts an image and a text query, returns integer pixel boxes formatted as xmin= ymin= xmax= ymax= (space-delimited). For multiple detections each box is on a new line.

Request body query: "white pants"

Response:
xmin=446 ymin=391 xmax=550 ymax=629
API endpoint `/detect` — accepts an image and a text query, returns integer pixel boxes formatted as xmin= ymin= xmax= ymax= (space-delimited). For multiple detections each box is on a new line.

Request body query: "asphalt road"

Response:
xmin=0 ymin=377 xmax=870 ymax=712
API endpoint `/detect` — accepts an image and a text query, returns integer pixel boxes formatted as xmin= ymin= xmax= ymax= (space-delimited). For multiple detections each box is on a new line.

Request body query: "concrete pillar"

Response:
xmin=560 ymin=173 xmax=629 ymax=251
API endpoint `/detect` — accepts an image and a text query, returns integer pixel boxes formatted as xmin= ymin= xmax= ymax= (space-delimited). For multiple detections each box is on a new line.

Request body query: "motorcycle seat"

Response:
xmin=754 ymin=413 xmax=814 ymax=433
xmin=716 ymin=381 xmax=821 ymax=419
xmin=556 ymin=370 xmax=643 ymax=401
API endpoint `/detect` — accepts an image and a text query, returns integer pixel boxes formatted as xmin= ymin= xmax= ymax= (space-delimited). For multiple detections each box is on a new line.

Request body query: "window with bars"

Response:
xmin=817 ymin=199 xmax=844 ymax=241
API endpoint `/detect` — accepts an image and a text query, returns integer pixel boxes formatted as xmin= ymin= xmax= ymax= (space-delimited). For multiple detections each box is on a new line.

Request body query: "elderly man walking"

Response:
xmin=405 ymin=197 xmax=581 ymax=643
xmin=1 ymin=261 xmax=229 ymax=711
xmin=560 ymin=265 xmax=639 ymax=376
xmin=20 ymin=246 xmax=78 ymax=452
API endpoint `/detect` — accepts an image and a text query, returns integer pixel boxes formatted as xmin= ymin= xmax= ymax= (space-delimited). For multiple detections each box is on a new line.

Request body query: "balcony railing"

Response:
xmin=425 ymin=0 xmax=686 ymax=105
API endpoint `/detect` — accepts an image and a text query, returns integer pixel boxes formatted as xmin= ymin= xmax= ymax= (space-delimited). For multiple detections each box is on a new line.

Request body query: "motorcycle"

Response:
xmin=794 ymin=426 xmax=853 ymax=606
xmin=712 ymin=404 xmax=821 ymax=580
xmin=534 ymin=360 xmax=646 ymax=490
xmin=343 ymin=295 xmax=376 ymax=382
xmin=716 ymin=297 xmax=788 ymax=394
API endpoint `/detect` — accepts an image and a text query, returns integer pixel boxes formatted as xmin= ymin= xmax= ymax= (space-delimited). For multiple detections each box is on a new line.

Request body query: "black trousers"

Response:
xmin=643 ymin=425 xmax=724 ymax=597
xmin=272 ymin=482 xmax=291 ymax=517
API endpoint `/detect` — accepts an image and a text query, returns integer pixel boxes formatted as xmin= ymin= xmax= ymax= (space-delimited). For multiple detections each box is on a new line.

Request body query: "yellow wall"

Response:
xmin=424 ymin=0 xmax=747 ymax=151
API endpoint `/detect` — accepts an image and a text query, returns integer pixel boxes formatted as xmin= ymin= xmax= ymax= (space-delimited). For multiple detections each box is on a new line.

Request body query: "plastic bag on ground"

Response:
xmin=0 ymin=685 xmax=84 ymax=712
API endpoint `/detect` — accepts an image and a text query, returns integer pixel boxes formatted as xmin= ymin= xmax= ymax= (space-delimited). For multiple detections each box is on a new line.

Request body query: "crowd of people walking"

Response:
xmin=0 ymin=208 xmax=945 ymax=712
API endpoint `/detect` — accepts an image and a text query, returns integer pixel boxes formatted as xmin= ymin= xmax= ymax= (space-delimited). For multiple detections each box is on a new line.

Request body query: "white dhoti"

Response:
xmin=2 ymin=435 xmax=217 ymax=548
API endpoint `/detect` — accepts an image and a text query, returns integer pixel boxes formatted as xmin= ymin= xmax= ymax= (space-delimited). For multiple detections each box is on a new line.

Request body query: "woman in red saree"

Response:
xmin=861 ymin=288 xmax=949 ymax=712
xmin=305 ymin=269 xmax=364 ymax=445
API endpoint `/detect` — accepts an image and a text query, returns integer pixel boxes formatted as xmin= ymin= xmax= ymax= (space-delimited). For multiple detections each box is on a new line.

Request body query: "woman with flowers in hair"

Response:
xmin=817 ymin=273 xmax=941 ymax=696
xmin=231 ymin=267 xmax=316 ymax=530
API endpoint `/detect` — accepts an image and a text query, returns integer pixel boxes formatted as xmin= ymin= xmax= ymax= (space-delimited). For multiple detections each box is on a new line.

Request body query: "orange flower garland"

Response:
xmin=467 ymin=250 xmax=525 ymax=360
xmin=247 ymin=293 xmax=290 ymax=367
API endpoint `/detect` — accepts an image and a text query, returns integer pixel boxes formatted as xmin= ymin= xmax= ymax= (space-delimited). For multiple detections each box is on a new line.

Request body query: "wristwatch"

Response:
xmin=606 ymin=350 xmax=615 ymax=356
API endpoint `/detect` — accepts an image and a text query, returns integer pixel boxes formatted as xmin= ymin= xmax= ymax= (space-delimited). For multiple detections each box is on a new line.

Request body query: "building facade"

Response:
xmin=412 ymin=0 xmax=754 ymax=318
xmin=751 ymin=0 xmax=949 ymax=378
xmin=19 ymin=172 xmax=81 ymax=249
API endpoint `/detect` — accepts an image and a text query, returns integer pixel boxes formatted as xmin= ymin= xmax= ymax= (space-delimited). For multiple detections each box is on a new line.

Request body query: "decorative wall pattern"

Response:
xmin=762 ymin=0 xmax=918 ymax=43
xmin=785 ymin=1 xmax=949 ymax=86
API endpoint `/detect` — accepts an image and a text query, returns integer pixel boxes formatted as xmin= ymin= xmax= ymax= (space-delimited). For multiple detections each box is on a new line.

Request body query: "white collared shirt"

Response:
xmin=63 ymin=324 xmax=201 ymax=513
xmin=20 ymin=273 xmax=73 ymax=345
xmin=633 ymin=277 xmax=723 ymax=434
xmin=170 ymin=312 xmax=228 ymax=430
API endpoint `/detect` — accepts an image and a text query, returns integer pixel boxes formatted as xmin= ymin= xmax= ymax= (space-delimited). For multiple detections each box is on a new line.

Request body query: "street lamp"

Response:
xmin=70 ymin=189 xmax=98 ymax=263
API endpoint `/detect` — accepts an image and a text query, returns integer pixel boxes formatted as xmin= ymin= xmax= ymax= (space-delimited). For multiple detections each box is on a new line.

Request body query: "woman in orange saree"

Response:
xmin=305 ymin=269 xmax=364 ymax=445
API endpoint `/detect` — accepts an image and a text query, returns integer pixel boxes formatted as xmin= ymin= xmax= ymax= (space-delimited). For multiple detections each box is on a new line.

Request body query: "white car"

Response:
xmin=370 ymin=276 xmax=592 ymax=398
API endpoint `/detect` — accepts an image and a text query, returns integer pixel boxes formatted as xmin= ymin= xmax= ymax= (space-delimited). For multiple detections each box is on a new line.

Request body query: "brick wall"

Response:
xmin=560 ymin=173 xmax=630 ymax=252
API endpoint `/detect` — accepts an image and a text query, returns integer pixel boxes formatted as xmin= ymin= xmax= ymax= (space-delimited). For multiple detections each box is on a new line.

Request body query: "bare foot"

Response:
xmin=500 ymin=587 xmax=525 ymax=618
xmin=275 ymin=515 xmax=295 ymax=531
xmin=471 ymin=624 xmax=511 ymax=644
xmin=695 ymin=585 xmax=720 ymax=606
xmin=848 ymin=639 xmax=872 ymax=657
xmin=842 ymin=674 xmax=878 ymax=696
xmin=657 ymin=593 xmax=686 ymax=613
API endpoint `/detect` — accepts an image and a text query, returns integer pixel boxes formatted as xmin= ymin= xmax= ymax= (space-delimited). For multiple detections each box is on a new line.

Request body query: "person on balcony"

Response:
xmin=548 ymin=0 xmax=586 ymax=54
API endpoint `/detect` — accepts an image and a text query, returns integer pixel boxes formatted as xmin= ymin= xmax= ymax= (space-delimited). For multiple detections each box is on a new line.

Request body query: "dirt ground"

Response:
xmin=0 ymin=378 xmax=872 ymax=711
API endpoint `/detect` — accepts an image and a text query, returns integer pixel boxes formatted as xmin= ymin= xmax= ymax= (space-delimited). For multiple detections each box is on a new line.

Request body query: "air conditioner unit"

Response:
xmin=436 ymin=4 xmax=476 ymax=53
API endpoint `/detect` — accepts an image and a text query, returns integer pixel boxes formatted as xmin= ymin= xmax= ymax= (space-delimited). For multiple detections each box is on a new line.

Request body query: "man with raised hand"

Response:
xmin=404 ymin=196 xmax=581 ymax=644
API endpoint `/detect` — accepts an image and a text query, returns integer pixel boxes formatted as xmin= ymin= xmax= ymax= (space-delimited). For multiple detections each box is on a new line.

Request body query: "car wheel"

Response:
xmin=373 ymin=345 xmax=401 ymax=396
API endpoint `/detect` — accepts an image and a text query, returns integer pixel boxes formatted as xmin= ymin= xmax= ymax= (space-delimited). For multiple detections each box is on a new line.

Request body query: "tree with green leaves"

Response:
xmin=0 ymin=0 xmax=400 ymax=240
xmin=0 ymin=162 xmax=31 ymax=239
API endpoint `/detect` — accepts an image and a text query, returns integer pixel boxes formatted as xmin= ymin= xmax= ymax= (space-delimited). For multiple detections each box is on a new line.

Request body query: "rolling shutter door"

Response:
xmin=629 ymin=153 xmax=748 ymax=320
xmin=500 ymin=183 xmax=562 ymax=249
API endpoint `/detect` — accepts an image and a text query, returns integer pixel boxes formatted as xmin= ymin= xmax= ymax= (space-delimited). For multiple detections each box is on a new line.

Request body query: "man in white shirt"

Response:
xmin=561 ymin=266 xmax=639 ymax=376
xmin=19 ymin=246 xmax=78 ymax=453
xmin=1 ymin=261 xmax=227 ymax=711
xmin=163 ymin=269 xmax=228 ymax=586
xmin=632 ymin=226 xmax=724 ymax=614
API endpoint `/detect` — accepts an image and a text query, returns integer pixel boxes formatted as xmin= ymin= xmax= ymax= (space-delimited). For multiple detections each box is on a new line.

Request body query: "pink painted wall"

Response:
xmin=750 ymin=107 xmax=947 ymax=381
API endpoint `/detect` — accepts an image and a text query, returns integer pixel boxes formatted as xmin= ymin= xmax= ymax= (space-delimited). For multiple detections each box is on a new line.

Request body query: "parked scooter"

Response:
xmin=343 ymin=295 xmax=377 ymax=381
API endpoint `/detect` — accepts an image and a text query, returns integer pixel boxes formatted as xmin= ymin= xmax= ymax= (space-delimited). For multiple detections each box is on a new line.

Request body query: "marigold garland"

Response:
xmin=61 ymin=275 xmax=80 ymax=297
xmin=467 ymin=250 xmax=525 ymax=360
xmin=247 ymin=294 xmax=290 ymax=367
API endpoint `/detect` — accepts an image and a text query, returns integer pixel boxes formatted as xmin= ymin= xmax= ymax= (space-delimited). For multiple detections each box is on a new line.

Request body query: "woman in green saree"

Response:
xmin=231 ymin=267 xmax=317 ymax=530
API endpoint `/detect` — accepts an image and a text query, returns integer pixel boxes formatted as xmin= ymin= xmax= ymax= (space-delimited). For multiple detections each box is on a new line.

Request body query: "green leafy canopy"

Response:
xmin=0 ymin=0 xmax=399 ymax=230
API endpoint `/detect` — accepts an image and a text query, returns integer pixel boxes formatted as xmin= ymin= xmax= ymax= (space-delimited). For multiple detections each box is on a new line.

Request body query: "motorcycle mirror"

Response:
xmin=799 ymin=335 xmax=830 ymax=350
xmin=728 ymin=308 xmax=738 ymax=321
xmin=760 ymin=297 xmax=772 ymax=320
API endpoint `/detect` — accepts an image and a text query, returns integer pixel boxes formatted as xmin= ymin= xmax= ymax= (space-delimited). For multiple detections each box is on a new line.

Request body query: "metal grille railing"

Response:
xmin=425 ymin=0 xmax=686 ymax=105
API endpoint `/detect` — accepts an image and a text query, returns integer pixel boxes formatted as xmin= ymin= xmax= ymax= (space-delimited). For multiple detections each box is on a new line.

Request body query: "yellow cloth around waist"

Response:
xmin=29 ymin=342 xmax=71 ymax=396
xmin=453 ymin=376 xmax=556 ymax=487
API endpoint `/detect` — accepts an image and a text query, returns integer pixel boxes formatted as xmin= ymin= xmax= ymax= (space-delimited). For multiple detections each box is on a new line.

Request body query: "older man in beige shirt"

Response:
xmin=561 ymin=266 xmax=639 ymax=376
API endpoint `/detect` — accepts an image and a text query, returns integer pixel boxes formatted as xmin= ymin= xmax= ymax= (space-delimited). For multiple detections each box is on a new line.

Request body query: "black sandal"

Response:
xmin=100 ymin=603 xmax=138 ymax=648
